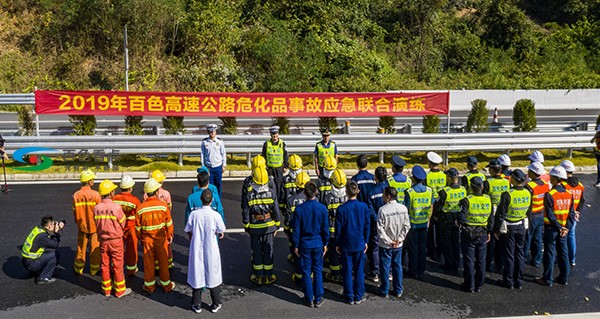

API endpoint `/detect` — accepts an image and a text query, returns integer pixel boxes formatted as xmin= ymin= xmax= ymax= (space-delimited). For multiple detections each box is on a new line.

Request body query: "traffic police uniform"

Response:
xmin=322 ymin=169 xmax=348 ymax=282
xmin=484 ymin=160 xmax=510 ymax=272
xmin=462 ymin=156 xmax=488 ymax=195
xmin=524 ymin=162 xmax=550 ymax=267
xmin=314 ymin=129 xmax=338 ymax=176
xmin=200 ymin=124 xmax=227 ymax=198
xmin=425 ymin=152 xmax=445 ymax=260
xmin=435 ymin=168 xmax=466 ymax=272
xmin=22 ymin=224 xmax=61 ymax=283
xmin=262 ymin=126 xmax=288 ymax=197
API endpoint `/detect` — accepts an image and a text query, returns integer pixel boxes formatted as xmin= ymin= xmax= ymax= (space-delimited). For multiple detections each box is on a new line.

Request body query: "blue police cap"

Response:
xmin=444 ymin=168 xmax=459 ymax=177
xmin=412 ymin=165 xmax=427 ymax=180
xmin=486 ymin=159 xmax=501 ymax=169
xmin=470 ymin=176 xmax=484 ymax=188
xmin=392 ymin=155 xmax=406 ymax=167
xmin=511 ymin=169 xmax=526 ymax=182
xmin=466 ymin=156 xmax=478 ymax=165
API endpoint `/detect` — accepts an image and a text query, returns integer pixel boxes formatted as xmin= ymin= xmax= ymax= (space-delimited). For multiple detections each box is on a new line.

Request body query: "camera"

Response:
xmin=54 ymin=220 xmax=66 ymax=231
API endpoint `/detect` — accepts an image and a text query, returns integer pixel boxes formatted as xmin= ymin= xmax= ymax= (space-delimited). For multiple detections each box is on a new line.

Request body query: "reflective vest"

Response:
xmin=323 ymin=187 xmax=347 ymax=234
xmin=442 ymin=186 xmax=467 ymax=213
xmin=488 ymin=177 xmax=510 ymax=206
xmin=465 ymin=171 xmax=486 ymax=195
xmin=562 ymin=181 xmax=584 ymax=211
xmin=426 ymin=171 xmax=446 ymax=200
xmin=21 ymin=227 xmax=47 ymax=259
xmin=316 ymin=141 xmax=336 ymax=167
xmin=246 ymin=187 xmax=280 ymax=233
xmin=406 ymin=187 xmax=433 ymax=225
xmin=506 ymin=189 xmax=531 ymax=222
xmin=265 ymin=139 xmax=284 ymax=168
xmin=527 ymin=180 xmax=550 ymax=214
xmin=465 ymin=195 xmax=492 ymax=227
xmin=544 ymin=189 xmax=572 ymax=227
xmin=387 ymin=175 xmax=412 ymax=203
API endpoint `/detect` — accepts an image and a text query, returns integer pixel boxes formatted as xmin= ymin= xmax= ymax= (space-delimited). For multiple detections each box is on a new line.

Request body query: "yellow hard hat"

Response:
xmin=331 ymin=168 xmax=347 ymax=188
xmin=80 ymin=169 xmax=96 ymax=183
xmin=323 ymin=155 xmax=337 ymax=170
xmin=120 ymin=175 xmax=135 ymax=189
xmin=251 ymin=155 xmax=266 ymax=169
xmin=252 ymin=167 xmax=269 ymax=185
xmin=98 ymin=179 xmax=118 ymax=196
xmin=151 ymin=170 xmax=166 ymax=183
xmin=295 ymin=171 xmax=310 ymax=188
xmin=144 ymin=178 xmax=162 ymax=193
xmin=288 ymin=154 xmax=303 ymax=170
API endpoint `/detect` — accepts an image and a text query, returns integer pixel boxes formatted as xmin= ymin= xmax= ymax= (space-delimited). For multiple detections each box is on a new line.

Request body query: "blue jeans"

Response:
xmin=22 ymin=250 xmax=60 ymax=279
xmin=300 ymin=247 xmax=324 ymax=303
xmin=340 ymin=250 xmax=366 ymax=303
xmin=461 ymin=232 xmax=487 ymax=291
xmin=407 ymin=227 xmax=427 ymax=277
xmin=209 ymin=166 xmax=223 ymax=198
xmin=567 ymin=221 xmax=577 ymax=265
xmin=543 ymin=226 xmax=569 ymax=284
xmin=379 ymin=247 xmax=403 ymax=296
xmin=525 ymin=214 xmax=544 ymax=266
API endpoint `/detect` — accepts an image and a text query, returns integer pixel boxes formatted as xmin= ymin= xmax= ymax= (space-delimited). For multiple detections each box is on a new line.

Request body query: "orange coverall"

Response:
xmin=73 ymin=185 xmax=102 ymax=275
xmin=136 ymin=196 xmax=174 ymax=293
xmin=144 ymin=187 xmax=173 ymax=268
xmin=113 ymin=192 xmax=141 ymax=275
xmin=94 ymin=198 xmax=127 ymax=297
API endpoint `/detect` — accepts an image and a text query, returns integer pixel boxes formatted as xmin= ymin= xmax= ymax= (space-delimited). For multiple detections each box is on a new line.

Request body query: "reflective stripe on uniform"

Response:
xmin=137 ymin=206 xmax=167 ymax=215
xmin=94 ymin=215 xmax=117 ymax=220
xmin=140 ymin=223 xmax=166 ymax=231
xmin=253 ymin=264 xmax=264 ymax=270
xmin=145 ymin=280 xmax=156 ymax=287
xmin=248 ymin=221 xmax=277 ymax=229
xmin=249 ymin=198 xmax=275 ymax=206
xmin=75 ymin=201 xmax=97 ymax=207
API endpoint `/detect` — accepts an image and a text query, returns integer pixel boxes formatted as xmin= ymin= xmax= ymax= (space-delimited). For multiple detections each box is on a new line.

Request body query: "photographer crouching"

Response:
xmin=21 ymin=215 xmax=65 ymax=284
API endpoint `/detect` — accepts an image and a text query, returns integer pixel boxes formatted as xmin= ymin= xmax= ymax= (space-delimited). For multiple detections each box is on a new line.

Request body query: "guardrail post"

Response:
xmin=443 ymin=151 xmax=449 ymax=166
xmin=379 ymin=151 xmax=384 ymax=164
xmin=567 ymin=148 xmax=573 ymax=158
xmin=246 ymin=153 xmax=252 ymax=167
xmin=177 ymin=132 xmax=183 ymax=166
xmin=345 ymin=121 xmax=351 ymax=134
xmin=107 ymin=149 xmax=113 ymax=170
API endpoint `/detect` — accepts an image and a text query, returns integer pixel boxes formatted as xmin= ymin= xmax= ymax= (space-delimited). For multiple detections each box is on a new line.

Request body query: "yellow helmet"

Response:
xmin=295 ymin=171 xmax=311 ymax=188
xmin=323 ymin=155 xmax=337 ymax=170
xmin=151 ymin=170 xmax=166 ymax=183
xmin=288 ymin=154 xmax=303 ymax=170
xmin=98 ymin=179 xmax=118 ymax=196
xmin=80 ymin=169 xmax=96 ymax=183
xmin=144 ymin=178 xmax=162 ymax=193
xmin=251 ymin=155 xmax=266 ymax=169
xmin=252 ymin=167 xmax=269 ymax=185
xmin=120 ymin=175 xmax=135 ymax=189
xmin=331 ymin=168 xmax=347 ymax=188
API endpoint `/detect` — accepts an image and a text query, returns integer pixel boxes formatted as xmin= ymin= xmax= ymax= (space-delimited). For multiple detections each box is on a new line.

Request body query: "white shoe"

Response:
xmin=594 ymin=182 xmax=600 ymax=188
xmin=116 ymin=288 xmax=132 ymax=298
xmin=210 ymin=304 xmax=222 ymax=313
xmin=191 ymin=304 xmax=202 ymax=313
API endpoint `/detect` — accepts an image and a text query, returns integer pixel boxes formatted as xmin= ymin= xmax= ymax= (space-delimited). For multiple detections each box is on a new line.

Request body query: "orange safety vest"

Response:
xmin=113 ymin=192 xmax=141 ymax=231
xmin=544 ymin=189 xmax=572 ymax=227
xmin=73 ymin=185 xmax=101 ymax=234
xmin=562 ymin=181 xmax=584 ymax=211
xmin=527 ymin=180 xmax=550 ymax=214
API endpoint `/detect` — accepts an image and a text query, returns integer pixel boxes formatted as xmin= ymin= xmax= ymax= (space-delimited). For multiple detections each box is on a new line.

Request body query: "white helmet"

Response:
xmin=120 ymin=175 xmax=135 ymax=189
xmin=526 ymin=162 xmax=546 ymax=176
xmin=560 ymin=160 xmax=575 ymax=173
xmin=529 ymin=150 xmax=544 ymax=163
xmin=549 ymin=166 xmax=567 ymax=180
xmin=498 ymin=154 xmax=511 ymax=166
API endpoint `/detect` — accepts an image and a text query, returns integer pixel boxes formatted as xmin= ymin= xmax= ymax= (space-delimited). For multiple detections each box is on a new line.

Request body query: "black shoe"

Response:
xmin=305 ymin=299 xmax=314 ymax=308
xmin=514 ymin=284 xmax=523 ymax=290
xmin=496 ymin=279 xmax=513 ymax=289
xmin=535 ymin=278 xmax=552 ymax=287
xmin=555 ymin=278 xmax=568 ymax=285
xmin=314 ymin=299 xmax=325 ymax=308
xmin=37 ymin=277 xmax=56 ymax=284
xmin=461 ymin=282 xmax=474 ymax=293
xmin=474 ymin=287 xmax=482 ymax=293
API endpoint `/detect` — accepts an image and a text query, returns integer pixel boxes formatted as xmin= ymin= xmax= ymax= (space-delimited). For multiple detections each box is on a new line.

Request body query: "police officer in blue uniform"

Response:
xmin=200 ymin=124 xmax=226 ymax=198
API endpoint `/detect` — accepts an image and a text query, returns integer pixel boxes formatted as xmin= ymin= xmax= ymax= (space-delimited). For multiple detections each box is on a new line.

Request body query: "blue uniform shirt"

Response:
xmin=351 ymin=170 xmax=375 ymax=203
xmin=191 ymin=184 xmax=219 ymax=198
xmin=404 ymin=182 xmax=434 ymax=229
xmin=367 ymin=181 xmax=387 ymax=218
xmin=335 ymin=199 xmax=370 ymax=252
xmin=292 ymin=199 xmax=330 ymax=250
xmin=185 ymin=187 xmax=225 ymax=225
xmin=200 ymin=137 xmax=227 ymax=168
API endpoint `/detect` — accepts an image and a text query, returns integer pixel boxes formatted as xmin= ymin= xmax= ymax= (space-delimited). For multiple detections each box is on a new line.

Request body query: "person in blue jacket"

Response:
xmin=336 ymin=181 xmax=370 ymax=305
xmin=292 ymin=181 xmax=330 ymax=308
xmin=351 ymin=155 xmax=375 ymax=204
xmin=185 ymin=170 xmax=225 ymax=224
xmin=366 ymin=166 xmax=388 ymax=283
xmin=192 ymin=166 xmax=220 ymax=196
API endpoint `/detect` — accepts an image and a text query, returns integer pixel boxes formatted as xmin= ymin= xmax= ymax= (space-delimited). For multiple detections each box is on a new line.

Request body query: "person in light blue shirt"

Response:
xmin=200 ymin=124 xmax=226 ymax=197
xmin=192 ymin=166 xmax=219 ymax=196
xmin=185 ymin=171 xmax=224 ymax=225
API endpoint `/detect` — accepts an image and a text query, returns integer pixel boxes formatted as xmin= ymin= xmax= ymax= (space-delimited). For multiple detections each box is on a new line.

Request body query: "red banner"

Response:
xmin=35 ymin=90 xmax=449 ymax=117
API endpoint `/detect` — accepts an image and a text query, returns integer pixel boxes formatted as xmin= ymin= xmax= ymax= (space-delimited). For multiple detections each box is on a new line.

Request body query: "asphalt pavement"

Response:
xmin=1 ymin=177 xmax=600 ymax=318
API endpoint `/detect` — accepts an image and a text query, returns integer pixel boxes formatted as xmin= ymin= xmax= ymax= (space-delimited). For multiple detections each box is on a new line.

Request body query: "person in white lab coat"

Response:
xmin=185 ymin=189 xmax=226 ymax=314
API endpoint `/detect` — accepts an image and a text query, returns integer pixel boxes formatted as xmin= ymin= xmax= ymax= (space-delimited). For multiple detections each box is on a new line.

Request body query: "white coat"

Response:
xmin=185 ymin=205 xmax=226 ymax=289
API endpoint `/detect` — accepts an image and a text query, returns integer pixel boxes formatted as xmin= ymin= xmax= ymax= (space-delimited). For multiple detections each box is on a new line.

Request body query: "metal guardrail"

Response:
xmin=3 ymin=131 xmax=595 ymax=166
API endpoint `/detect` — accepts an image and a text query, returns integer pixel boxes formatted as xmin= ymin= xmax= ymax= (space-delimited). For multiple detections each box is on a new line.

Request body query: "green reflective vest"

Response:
xmin=488 ymin=176 xmax=510 ymax=206
xmin=465 ymin=171 xmax=486 ymax=195
xmin=316 ymin=141 xmax=336 ymax=167
xmin=465 ymin=195 xmax=492 ymax=226
xmin=442 ymin=186 xmax=467 ymax=213
xmin=406 ymin=187 xmax=433 ymax=225
xmin=506 ymin=189 xmax=531 ymax=222
xmin=21 ymin=226 xmax=47 ymax=259
xmin=426 ymin=171 xmax=446 ymax=200
xmin=387 ymin=175 xmax=412 ymax=203
xmin=266 ymin=139 xmax=284 ymax=168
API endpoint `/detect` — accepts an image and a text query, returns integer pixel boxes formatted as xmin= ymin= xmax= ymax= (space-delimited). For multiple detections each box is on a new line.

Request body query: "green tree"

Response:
xmin=466 ymin=99 xmax=489 ymax=132
xmin=17 ymin=105 xmax=35 ymax=136
xmin=318 ymin=117 xmax=338 ymax=134
xmin=162 ymin=116 xmax=185 ymax=135
xmin=124 ymin=116 xmax=144 ymax=135
xmin=272 ymin=117 xmax=290 ymax=134
xmin=422 ymin=115 xmax=440 ymax=133
xmin=69 ymin=115 xmax=96 ymax=136
xmin=513 ymin=99 xmax=537 ymax=132
xmin=378 ymin=116 xmax=396 ymax=133
xmin=219 ymin=117 xmax=238 ymax=135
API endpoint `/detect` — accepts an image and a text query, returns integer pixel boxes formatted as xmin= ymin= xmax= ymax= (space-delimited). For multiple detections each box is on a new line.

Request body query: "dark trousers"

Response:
xmin=251 ymin=233 xmax=274 ymax=277
xmin=300 ymin=247 xmax=324 ymax=303
xmin=209 ymin=166 xmax=223 ymax=198
xmin=486 ymin=234 xmax=502 ymax=271
xmin=461 ymin=232 xmax=487 ymax=291
xmin=500 ymin=223 xmax=526 ymax=288
xmin=22 ymin=251 xmax=60 ymax=279
xmin=427 ymin=219 xmax=441 ymax=259
xmin=327 ymin=237 xmax=341 ymax=276
xmin=596 ymin=153 xmax=600 ymax=184
xmin=440 ymin=222 xmax=461 ymax=270
xmin=367 ymin=215 xmax=380 ymax=277
xmin=267 ymin=167 xmax=284 ymax=198
xmin=542 ymin=226 xmax=569 ymax=284
xmin=192 ymin=285 xmax=222 ymax=307
xmin=407 ymin=227 xmax=427 ymax=277
xmin=525 ymin=214 xmax=544 ymax=267
xmin=379 ymin=247 xmax=403 ymax=295
xmin=340 ymin=250 xmax=366 ymax=303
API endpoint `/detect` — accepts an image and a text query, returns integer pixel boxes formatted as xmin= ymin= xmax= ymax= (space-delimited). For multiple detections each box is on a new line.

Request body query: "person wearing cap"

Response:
xmin=497 ymin=154 xmax=512 ymax=180
xmin=280 ymin=154 xmax=303 ymax=222
xmin=201 ymin=124 xmax=227 ymax=198
xmin=462 ymin=156 xmax=487 ymax=195
xmin=591 ymin=126 xmax=600 ymax=187
xmin=322 ymin=168 xmax=348 ymax=283
xmin=144 ymin=170 xmax=174 ymax=269
xmin=404 ymin=165 xmax=434 ymax=279
xmin=386 ymin=155 xmax=412 ymax=204
xmin=425 ymin=151 xmax=445 ymax=261
xmin=293 ymin=181 xmax=330 ymax=308
xmin=536 ymin=166 xmax=575 ymax=286
xmin=191 ymin=166 xmax=219 ymax=196
xmin=529 ymin=150 xmax=550 ymax=184
xmin=243 ymin=166 xmax=281 ymax=285
xmin=458 ymin=176 xmax=493 ymax=293
xmin=72 ymin=169 xmax=102 ymax=275
xmin=262 ymin=125 xmax=289 ymax=198
xmin=494 ymin=169 xmax=531 ymax=289
xmin=136 ymin=178 xmax=175 ymax=294
xmin=286 ymin=172 xmax=311 ymax=283
xmin=484 ymin=160 xmax=510 ymax=272
xmin=94 ymin=180 xmax=131 ymax=298
xmin=351 ymin=155 xmax=375 ymax=204
xmin=434 ymin=168 xmax=466 ymax=273
xmin=524 ymin=162 xmax=550 ymax=268
xmin=185 ymin=170 xmax=225 ymax=225
xmin=560 ymin=160 xmax=585 ymax=267
xmin=113 ymin=175 xmax=142 ymax=275
xmin=314 ymin=128 xmax=339 ymax=177
xmin=366 ymin=166 xmax=389 ymax=283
